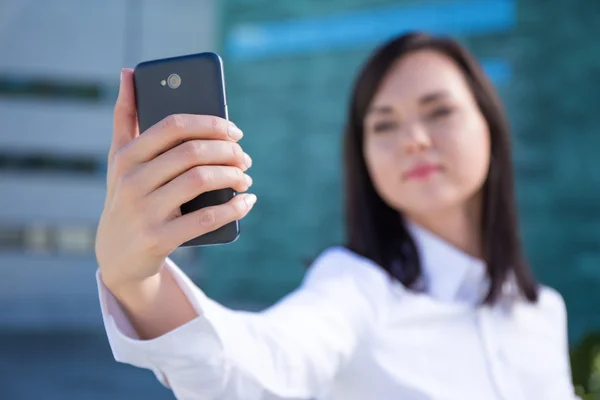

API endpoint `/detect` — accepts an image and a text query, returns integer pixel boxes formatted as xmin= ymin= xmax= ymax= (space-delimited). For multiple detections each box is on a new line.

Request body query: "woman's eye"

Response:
xmin=372 ymin=121 xmax=398 ymax=132
xmin=428 ymin=106 xmax=455 ymax=120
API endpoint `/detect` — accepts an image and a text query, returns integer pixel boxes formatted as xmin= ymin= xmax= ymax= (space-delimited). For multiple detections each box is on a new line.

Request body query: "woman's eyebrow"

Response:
xmin=366 ymin=105 xmax=394 ymax=115
xmin=419 ymin=90 xmax=451 ymax=105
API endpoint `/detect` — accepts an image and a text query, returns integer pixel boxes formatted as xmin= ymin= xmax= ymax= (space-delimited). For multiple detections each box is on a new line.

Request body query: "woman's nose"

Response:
xmin=399 ymin=121 xmax=432 ymax=154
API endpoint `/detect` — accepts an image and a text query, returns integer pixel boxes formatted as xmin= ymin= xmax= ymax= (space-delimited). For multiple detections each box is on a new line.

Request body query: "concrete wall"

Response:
xmin=0 ymin=0 xmax=218 ymax=330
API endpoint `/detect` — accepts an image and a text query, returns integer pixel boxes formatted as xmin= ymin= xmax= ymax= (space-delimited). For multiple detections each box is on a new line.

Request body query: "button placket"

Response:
xmin=476 ymin=308 xmax=522 ymax=400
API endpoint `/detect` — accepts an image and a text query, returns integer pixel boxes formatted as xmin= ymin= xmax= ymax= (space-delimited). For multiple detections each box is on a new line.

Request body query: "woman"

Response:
xmin=95 ymin=32 xmax=578 ymax=399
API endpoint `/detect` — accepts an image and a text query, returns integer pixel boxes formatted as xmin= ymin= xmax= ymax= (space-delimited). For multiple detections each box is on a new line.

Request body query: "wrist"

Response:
xmin=102 ymin=270 xmax=164 ymax=312
xmin=101 ymin=263 xmax=199 ymax=339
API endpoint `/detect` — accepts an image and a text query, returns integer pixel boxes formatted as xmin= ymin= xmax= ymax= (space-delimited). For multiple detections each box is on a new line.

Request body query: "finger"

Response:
xmin=105 ymin=68 xmax=138 ymax=204
xmin=148 ymin=165 xmax=253 ymax=219
xmin=132 ymin=139 xmax=252 ymax=196
xmin=109 ymin=68 xmax=138 ymax=161
xmin=159 ymin=193 xmax=257 ymax=250
xmin=122 ymin=114 xmax=244 ymax=165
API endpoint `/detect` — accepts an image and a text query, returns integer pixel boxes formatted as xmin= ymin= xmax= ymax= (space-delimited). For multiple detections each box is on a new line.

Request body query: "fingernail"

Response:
xmin=228 ymin=123 xmax=243 ymax=140
xmin=244 ymin=153 xmax=253 ymax=168
xmin=244 ymin=194 xmax=257 ymax=208
xmin=244 ymin=174 xmax=253 ymax=187
xmin=117 ymin=70 xmax=124 ymax=96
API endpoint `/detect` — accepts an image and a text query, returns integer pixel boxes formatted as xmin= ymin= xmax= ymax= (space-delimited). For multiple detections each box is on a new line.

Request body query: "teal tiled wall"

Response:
xmin=197 ymin=0 xmax=600 ymax=345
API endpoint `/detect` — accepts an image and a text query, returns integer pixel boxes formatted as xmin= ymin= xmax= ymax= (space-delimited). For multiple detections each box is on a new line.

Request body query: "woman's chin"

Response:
xmin=393 ymin=191 xmax=464 ymax=218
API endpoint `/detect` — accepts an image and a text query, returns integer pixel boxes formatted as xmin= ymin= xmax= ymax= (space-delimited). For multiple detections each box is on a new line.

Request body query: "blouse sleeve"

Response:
xmin=97 ymin=247 xmax=389 ymax=400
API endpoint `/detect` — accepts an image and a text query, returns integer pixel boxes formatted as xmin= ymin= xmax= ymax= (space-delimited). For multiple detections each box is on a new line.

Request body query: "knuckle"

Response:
xmin=111 ymin=148 xmax=128 ymax=174
xmin=234 ymin=167 xmax=244 ymax=181
xmin=233 ymin=197 xmax=248 ymax=217
xmin=190 ymin=166 xmax=213 ymax=187
xmin=139 ymin=228 xmax=164 ymax=257
xmin=230 ymin=168 xmax=244 ymax=190
xmin=231 ymin=142 xmax=244 ymax=161
xmin=210 ymin=116 xmax=221 ymax=133
xmin=163 ymin=114 xmax=187 ymax=131
xmin=115 ymin=173 xmax=134 ymax=199
xmin=198 ymin=208 xmax=217 ymax=228
xmin=137 ymin=199 xmax=154 ymax=221
xmin=183 ymin=141 xmax=206 ymax=164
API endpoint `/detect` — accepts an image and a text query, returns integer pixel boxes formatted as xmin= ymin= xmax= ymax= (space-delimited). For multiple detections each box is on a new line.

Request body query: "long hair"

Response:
xmin=343 ymin=32 xmax=538 ymax=304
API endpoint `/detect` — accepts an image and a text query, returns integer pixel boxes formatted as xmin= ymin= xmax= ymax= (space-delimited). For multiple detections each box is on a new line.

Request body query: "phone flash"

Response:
xmin=160 ymin=80 xmax=166 ymax=86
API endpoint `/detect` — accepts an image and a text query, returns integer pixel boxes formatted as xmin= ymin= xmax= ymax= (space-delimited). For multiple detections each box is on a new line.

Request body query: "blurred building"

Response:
xmin=0 ymin=0 xmax=217 ymax=331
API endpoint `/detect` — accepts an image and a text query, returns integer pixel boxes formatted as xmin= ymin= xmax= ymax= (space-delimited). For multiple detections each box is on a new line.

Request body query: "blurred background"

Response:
xmin=0 ymin=0 xmax=599 ymax=398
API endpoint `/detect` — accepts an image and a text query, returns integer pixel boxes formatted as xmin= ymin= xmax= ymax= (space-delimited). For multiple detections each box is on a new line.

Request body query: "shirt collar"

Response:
xmin=405 ymin=220 xmax=490 ymax=305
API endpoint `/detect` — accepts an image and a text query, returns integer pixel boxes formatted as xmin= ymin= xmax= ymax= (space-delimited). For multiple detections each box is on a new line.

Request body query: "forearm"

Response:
xmin=106 ymin=263 xmax=199 ymax=340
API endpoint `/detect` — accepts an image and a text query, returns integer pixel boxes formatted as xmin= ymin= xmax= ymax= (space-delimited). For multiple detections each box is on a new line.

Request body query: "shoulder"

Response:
xmin=514 ymin=285 xmax=568 ymax=334
xmin=536 ymin=285 xmax=567 ymax=319
xmin=305 ymin=246 xmax=391 ymax=287
xmin=302 ymin=246 xmax=394 ymax=307
xmin=536 ymin=285 xmax=568 ymax=324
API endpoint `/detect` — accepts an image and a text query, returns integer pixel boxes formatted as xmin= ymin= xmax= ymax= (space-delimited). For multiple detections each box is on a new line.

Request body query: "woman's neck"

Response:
xmin=406 ymin=193 xmax=483 ymax=259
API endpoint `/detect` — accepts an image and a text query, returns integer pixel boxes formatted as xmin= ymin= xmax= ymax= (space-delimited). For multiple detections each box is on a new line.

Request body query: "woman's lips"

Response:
xmin=403 ymin=163 xmax=442 ymax=181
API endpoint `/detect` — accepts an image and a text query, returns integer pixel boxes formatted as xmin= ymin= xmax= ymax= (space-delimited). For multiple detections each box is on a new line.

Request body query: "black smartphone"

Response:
xmin=133 ymin=52 xmax=240 ymax=247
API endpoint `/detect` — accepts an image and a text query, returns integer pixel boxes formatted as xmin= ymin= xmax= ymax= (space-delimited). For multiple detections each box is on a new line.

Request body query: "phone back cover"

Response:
xmin=133 ymin=52 xmax=239 ymax=246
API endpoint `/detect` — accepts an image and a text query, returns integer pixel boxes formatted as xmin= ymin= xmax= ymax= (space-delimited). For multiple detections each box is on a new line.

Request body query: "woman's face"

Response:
xmin=363 ymin=50 xmax=491 ymax=218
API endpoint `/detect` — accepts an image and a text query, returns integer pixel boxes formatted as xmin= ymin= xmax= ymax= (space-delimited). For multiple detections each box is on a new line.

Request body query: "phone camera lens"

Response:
xmin=167 ymin=74 xmax=181 ymax=89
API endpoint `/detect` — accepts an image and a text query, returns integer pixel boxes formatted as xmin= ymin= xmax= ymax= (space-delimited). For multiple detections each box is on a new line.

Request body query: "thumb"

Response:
xmin=109 ymin=68 xmax=138 ymax=160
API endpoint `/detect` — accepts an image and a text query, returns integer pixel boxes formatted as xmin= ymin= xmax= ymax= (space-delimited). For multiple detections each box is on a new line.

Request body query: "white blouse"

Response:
xmin=97 ymin=222 xmax=579 ymax=400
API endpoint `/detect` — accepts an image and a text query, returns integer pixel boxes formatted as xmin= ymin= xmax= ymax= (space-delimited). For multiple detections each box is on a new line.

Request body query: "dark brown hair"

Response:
xmin=343 ymin=31 xmax=538 ymax=304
